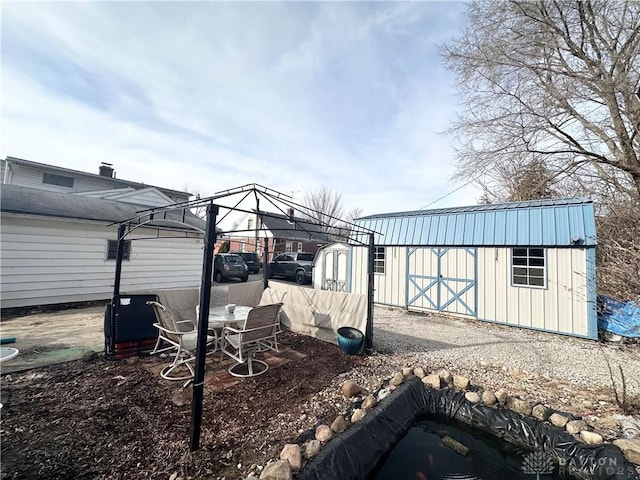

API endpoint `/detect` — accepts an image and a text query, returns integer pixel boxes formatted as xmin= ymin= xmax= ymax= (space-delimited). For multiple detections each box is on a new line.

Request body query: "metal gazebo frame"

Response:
xmin=109 ymin=184 xmax=379 ymax=451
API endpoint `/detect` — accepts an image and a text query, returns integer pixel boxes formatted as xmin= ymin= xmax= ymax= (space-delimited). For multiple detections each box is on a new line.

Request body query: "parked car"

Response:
xmin=214 ymin=253 xmax=249 ymax=282
xmin=268 ymin=252 xmax=315 ymax=285
xmin=229 ymin=251 xmax=261 ymax=274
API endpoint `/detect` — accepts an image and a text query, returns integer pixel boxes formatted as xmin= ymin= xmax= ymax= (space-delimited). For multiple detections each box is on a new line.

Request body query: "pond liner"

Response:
xmin=296 ymin=376 xmax=639 ymax=480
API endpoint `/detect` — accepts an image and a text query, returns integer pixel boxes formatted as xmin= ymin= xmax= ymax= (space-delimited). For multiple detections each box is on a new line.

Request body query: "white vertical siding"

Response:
xmin=1 ymin=215 xmax=203 ymax=308
xmin=351 ymin=246 xmax=405 ymax=306
xmin=477 ymin=247 xmax=589 ymax=336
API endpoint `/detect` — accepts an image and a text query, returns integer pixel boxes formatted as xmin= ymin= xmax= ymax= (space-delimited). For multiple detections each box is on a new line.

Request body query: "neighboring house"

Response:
xmin=217 ymin=210 xmax=331 ymax=261
xmin=350 ymin=198 xmax=597 ymax=339
xmin=1 ymin=158 xmax=203 ymax=309
xmin=2 ymin=156 xmax=190 ymax=205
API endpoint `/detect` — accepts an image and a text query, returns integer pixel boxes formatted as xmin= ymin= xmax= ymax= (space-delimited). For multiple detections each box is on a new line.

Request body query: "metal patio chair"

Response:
xmin=220 ymin=303 xmax=283 ymax=378
xmin=147 ymin=301 xmax=216 ymax=383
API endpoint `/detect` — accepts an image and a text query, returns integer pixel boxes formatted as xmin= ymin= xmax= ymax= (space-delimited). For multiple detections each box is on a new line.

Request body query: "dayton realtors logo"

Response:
xmin=522 ymin=451 xmax=555 ymax=479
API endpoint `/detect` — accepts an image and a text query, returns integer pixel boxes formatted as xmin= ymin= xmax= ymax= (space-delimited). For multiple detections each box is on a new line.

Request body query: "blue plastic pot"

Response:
xmin=337 ymin=327 xmax=364 ymax=355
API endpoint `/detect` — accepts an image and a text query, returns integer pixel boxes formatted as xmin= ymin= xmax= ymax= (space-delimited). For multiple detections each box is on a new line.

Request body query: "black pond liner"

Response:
xmin=296 ymin=376 xmax=639 ymax=480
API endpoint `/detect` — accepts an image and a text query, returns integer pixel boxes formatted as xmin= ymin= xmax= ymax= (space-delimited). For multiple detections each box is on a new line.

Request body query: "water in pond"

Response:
xmin=373 ymin=416 xmax=564 ymax=480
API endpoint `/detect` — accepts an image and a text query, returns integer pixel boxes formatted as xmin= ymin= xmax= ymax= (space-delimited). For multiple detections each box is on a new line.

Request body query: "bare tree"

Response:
xmin=302 ymin=186 xmax=345 ymax=233
xmin=442 ymin=1 xmax=640 ymax=201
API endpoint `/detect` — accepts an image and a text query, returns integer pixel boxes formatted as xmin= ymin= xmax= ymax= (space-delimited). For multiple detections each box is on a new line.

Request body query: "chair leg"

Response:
xmin=228 ymin=354 xmax=269 ymax=378
xmin=160 ymin=349 xmax=195 ymax=382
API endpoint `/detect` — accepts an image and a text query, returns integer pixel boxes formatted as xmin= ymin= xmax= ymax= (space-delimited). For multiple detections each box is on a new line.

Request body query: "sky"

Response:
xmin=1 ymin=1 xmax=482 ymax=218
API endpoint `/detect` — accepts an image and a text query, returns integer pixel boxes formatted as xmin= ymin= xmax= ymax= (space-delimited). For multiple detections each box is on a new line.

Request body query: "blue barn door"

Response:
xmin=406 ymin=247 xmax=477 ymax=316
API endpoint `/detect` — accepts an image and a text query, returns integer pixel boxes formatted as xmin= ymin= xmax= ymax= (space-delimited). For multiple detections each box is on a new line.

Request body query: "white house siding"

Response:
xmin=6 ymin=162 xmax=120 ymax=193
xmin=1 ymin=214 xmax=203 ymax=308
xmin=477 ymin=247 xmax=590 ymax=337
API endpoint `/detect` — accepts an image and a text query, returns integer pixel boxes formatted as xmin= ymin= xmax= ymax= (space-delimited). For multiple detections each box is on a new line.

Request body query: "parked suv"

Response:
xmin=229 ymin=251 xmax=261 ymax=274
xmin=214 ymin=253 xmax=249 ymax=283
xmin=268 ymin=252 xmax=315 ymax=285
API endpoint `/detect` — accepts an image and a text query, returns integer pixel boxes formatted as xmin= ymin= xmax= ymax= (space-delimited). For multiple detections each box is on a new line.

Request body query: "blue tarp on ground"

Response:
xmin=598 ymin=296 xmax=640 ymax=338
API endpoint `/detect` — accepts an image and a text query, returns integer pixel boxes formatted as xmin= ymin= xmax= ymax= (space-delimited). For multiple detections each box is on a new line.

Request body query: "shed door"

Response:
xmin=407 ymin=247 xmax=477 ymax=316
xmin=322 ymin=250 xmax=348 ymax=292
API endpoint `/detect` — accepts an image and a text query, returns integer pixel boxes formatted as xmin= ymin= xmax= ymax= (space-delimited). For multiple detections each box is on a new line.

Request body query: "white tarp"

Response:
xmin=260 ymin=283 xmax=367 ymax=345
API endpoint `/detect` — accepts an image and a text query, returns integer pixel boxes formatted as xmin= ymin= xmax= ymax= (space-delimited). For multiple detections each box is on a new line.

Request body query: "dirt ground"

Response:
xmin=1 ymin=329 xmax=362 ymax=480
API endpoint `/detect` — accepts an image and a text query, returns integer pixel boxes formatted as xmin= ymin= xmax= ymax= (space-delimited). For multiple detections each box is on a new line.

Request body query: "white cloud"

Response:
xmin=1 ymin=1 xmax=482 ymax=216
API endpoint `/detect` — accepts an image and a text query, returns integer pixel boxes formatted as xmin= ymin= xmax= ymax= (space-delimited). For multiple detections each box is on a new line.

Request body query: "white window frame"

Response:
xmin=511 ymin=247 xmax=546 ymax=288
xmin=285 ymin=241 xmax=293 ymax=253
xmin=297 ymin=241 xmax=303 ymax=252
xmin=374 ymin=246 xmax=386 ymax=274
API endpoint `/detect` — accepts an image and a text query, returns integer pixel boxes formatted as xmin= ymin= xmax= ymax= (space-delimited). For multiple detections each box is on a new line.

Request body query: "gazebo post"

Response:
xmin=112 ymin=223 xmax=127 ymax=298
xmin=263 ymin=236 xmax=269 ymax=290
xmin=365 ymin=233 xmax=374 ymax=353
xmin=190 ymin=202 xmax=218 ymax=452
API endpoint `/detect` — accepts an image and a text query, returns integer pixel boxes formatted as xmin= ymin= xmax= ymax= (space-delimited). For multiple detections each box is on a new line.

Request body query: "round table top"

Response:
xmin=0 ymin=347 xmax=19 ymax=363
xmin=208 ymin=305 xmax=252 ymax=322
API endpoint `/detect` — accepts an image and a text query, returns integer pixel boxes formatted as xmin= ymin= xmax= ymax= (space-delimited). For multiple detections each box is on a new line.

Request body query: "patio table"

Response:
xmin=207 ymin=306 xmax=251 ymax=350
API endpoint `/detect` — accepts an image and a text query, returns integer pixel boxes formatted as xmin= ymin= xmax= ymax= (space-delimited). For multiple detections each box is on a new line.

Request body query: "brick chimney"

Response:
xmin=99 ymin=162 xmax=114 ymax=178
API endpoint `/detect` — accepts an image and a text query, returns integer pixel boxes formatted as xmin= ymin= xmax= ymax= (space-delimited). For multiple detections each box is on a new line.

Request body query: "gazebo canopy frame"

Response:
xmin=111 ymin=184 xmax=379 ymax=451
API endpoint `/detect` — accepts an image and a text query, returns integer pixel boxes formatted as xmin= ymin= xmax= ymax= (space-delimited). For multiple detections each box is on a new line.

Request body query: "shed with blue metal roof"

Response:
xmin=350 ymin=198 xmax=597 ymax=339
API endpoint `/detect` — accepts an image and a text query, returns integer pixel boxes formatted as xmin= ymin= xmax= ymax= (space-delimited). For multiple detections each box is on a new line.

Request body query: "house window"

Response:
xmin=374 ymin=246 xmax=386 ymax=274
xmin=285 ymin=241 xmax=293 ymax=252
xmin=512 ymin=248 xmax=545 ymax=287
xmin=107 ymin=240 xmax=131 ymax=261
xmin=297 ymin=242 xmax=303 ymax=252
xmin=43 ymin=172 xmax=74 ymax=188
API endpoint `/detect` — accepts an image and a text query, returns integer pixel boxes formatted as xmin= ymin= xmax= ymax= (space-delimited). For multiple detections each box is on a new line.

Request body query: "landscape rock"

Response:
xmin=580 ymin=431 xmax=603 ymax=445
xmin=481 ymin=390 xmax=497 ymax=406
xmin=465 ymin=392 xmax=480 ymax=403
xmin=422 ymin=373 xmax=441 ymax=389
xmin=259 ymin=460 xmax=292 ymax=480
xmin=506 ymin=397 xmax=532 ymax=416
xmin=125 ymin=356 xmax=139 ymax=365
xmin=566 ymin=419 xmax=588 ymax=435
xmin=279 ymin=444 xmax=302 ymax=472
xmin=453 ymin=375 xmax=470 ymax=390
xmin=171 ymin=390 xmax=190 ymax=407
xmin=361 ymin=395 xmax=378 ymax=410
xmin=402 ymin=367 xmax=413 ymax=376
xmin=437 ymin=369 xmax=452 ymax=384
xmin=303 ymin=440 xmax=322 ymax=459
xmin=495 ymin=388 xmax=508 ymax=404
xmin=330 ymin=415 xmax=348 ymax=434
xmin=351 ymin=408 xmax=366 ymax=423
xmin=413 ymin=367 xmax=426 ymax=378
xmin=532 ymin=404 xmax=552 ymax=421
xmin=389 ymin=372 xmax=404 ymax=387
xmin=613 ymin=438 xmax=640 ymax=464
xmin=479 ymin=360 xmax=491 ymax=368
xmin=315 ymin=424 xmax=333 ymax=443
xmin=82 ymin=351 xmax=98 ymax=362
xmin=341 ymin=381 xmax=362 ymax=398
xmin=550 ymin=413 xmax=570 ymax=428
xmin=377 ymin=388 xmax=392 ymax=401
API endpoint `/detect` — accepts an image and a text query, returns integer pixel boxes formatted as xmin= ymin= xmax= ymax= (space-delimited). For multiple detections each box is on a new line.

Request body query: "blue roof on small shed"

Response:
xmin=353 ymin=198 xmax=596 ymax=247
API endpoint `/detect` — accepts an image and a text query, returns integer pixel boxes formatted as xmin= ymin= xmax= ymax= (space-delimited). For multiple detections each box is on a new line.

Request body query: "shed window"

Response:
xmin=374 ymin=246 xmax=386 ymax=274
xmin=512 ymin=248 xmax=545 ymax=287
xmin=43 ymin=172 xmax=74 ymax=188
xmin=107 ymin=240 xmax=131 ymax=261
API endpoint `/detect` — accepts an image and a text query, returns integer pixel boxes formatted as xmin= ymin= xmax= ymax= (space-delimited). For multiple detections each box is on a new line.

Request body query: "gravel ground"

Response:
xmin=372 ymin=305 xmax=640 ymax=395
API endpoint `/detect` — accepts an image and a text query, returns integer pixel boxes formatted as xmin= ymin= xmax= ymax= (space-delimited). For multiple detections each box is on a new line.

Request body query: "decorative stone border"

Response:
xmin=251 ymin=366 xmax=640 ymax=480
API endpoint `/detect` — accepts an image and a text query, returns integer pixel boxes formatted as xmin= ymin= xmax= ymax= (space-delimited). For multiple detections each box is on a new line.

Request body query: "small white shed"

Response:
xmin=351 ymin=198 xmax=598 ymax=339
xmin=312 ymin=242 xmax=351 ymax=292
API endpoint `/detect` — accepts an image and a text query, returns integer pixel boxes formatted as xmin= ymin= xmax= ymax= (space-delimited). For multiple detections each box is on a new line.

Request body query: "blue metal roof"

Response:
xmin=353 ymin=198 xmax=596 ymax=247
